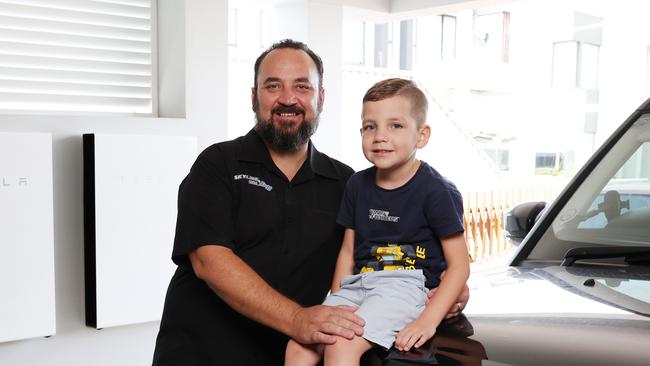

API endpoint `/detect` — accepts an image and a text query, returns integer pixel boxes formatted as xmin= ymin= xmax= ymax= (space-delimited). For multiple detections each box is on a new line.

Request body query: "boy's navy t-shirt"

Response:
xmin=337 ymin=161 xmax=464 ymax=288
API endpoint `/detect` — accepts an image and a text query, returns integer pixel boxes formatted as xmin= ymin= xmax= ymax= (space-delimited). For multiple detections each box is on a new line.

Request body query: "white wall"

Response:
xmin=308 ymin=1 xmax=345 ymax=159
xmin=0 ymin=1 xmax=228 ymax=365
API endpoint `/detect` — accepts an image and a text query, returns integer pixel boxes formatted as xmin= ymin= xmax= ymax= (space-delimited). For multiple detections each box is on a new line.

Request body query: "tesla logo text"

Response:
xmin=1 ymin=177 xmax=28 ymax=187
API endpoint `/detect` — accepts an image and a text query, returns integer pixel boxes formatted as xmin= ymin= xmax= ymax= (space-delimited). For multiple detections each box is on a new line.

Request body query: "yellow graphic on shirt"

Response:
xmin=360 ymin=244 xmax=426 ymax=272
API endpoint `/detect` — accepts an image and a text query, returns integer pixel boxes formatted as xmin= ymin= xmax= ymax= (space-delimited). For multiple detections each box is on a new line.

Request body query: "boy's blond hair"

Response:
xmin=362 ymin=78 xmax=428 ymax=126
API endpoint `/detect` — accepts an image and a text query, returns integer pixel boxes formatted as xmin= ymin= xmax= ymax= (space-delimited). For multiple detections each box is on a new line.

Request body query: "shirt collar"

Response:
xmin=237 ymin=128 xmax=339 ymax=180
xmin=308 ymin=140 xmax=339 ymax=180
xmin=237 ymin=129 xmax=272 ymax=164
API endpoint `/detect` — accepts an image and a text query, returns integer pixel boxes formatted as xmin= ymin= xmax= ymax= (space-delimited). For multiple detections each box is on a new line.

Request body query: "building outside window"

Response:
xmin=473 ymin=11 xmax=510 ymax=63
xmin=552 ymin=40 xmax=600 ymax=89
xmin=485 ymin=148 xmax=510 ymax=170
xmin=441 ymin=15 xmax=457 ymax=60
xmin=535 ymin=152 xmax=565 ymax=174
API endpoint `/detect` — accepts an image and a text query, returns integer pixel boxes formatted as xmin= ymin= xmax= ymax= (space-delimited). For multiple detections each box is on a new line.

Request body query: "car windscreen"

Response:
xmin=528 ymin=113 xmax=650 ymax=261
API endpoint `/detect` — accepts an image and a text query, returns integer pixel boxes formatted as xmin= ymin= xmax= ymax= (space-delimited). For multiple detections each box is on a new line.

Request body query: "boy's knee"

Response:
xmin=324 ymin=336 xmax=371 ymax=363
xmin=285 ymin=340 xmax=300 ymax=358
xmin=285 ymin=340 xmax=323 ymax=366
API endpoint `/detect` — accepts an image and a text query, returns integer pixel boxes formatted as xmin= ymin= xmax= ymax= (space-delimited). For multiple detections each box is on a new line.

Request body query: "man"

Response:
xmin=152 ymin=39 xmax=467 ymax=365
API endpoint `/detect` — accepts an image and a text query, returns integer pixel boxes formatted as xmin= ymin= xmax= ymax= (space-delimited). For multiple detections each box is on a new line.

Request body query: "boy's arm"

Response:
xmin=330 ymin=228 xmax=356 ymax=293
xmin=395 ymin=233 xmax=470 ymax=351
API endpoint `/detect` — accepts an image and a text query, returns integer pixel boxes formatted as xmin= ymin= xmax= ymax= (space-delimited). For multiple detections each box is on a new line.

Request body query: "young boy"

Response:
xmin=285 ymin=78 xmax=470 ymax=366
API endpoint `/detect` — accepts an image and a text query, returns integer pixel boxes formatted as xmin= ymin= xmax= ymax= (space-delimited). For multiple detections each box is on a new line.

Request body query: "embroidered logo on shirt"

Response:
xmin=234 ymin=174 xmax=273 ymax=191
xmin=368 ymin=209 xmax=400 ymax=222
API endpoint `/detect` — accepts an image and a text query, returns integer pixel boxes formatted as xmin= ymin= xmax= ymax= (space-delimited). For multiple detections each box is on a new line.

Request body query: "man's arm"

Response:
xmin=189 ymin=245 xmax=365 ymax=345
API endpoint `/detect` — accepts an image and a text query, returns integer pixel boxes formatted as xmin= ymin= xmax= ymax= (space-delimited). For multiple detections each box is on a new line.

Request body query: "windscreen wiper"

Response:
xmin=561 ymin=246 xmax=650 ymax=266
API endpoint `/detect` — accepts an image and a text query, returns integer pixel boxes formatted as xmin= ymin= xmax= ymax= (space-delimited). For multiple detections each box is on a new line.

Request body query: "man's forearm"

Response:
xmin=190 ymin=245 xmax=301 ymax=338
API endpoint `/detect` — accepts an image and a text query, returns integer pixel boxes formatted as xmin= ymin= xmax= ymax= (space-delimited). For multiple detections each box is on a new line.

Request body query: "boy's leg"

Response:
xmin=324 ymin=336 xmax=373 ymax=366
xmin=285 ymin=339 xmax=323 ymax=366
xmin=354 ymin=271 xmax=428 ymax=349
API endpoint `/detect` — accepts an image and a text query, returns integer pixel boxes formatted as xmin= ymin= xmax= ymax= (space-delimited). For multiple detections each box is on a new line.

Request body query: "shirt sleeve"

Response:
xmin=336 ymin=175 xmax=357 ymax=229
xmin=171 ymin=147 xmax=236 ymax=265
xmin=424 ymin=187 xmax=465 ymax=239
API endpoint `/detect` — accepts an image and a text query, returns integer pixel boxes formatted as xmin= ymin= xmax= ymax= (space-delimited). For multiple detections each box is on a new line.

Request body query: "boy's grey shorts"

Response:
xmin=322 ymin=270 xmax=428 ymax=349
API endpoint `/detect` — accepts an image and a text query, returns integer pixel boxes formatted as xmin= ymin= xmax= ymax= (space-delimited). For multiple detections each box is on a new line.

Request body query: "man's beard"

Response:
xmin=254 ymin=104 xmax=319 ymax=152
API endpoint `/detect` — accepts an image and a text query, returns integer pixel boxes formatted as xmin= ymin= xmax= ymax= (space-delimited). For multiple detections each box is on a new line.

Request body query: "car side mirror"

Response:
xmin=504 ymin=201 xmax=547 ymax=245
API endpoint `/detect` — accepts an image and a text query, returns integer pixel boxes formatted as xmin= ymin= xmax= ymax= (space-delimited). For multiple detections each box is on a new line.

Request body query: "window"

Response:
xmin=399 ymin=19 xmax=415 ymax=71
xmin=0 ymin=0 xmax=155 ymax=114
xmin=535 ymin=152 xmax=564 ymax=173
xmin=485 ymin=148 xmax=510 ymax=170
xmin=343 ymin=19 xmax=365 ymax=66
xmin=552 ymin=127 xmax=650 ymax=237
xmin=441 ymin=15 xmax=456 ymax=60
xmin=418 ymin=14 xmax=455 ymax=62
xmin=578 ymin=42 xmax=599 ymax=89
xmin=374 ymin=22 xmax=393 ymax=68
xmin=552 ymin=40 xmax=600 ymax=89
xmin=473 ymin=11 xmax=510 ymax=63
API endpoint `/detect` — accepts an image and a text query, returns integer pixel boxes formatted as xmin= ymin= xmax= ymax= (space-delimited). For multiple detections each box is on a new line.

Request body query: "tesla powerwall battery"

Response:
xmin=0 ymin=132 xmax=55 ymax=343
xmin=83 ymin=134 xmax=196 ymax=329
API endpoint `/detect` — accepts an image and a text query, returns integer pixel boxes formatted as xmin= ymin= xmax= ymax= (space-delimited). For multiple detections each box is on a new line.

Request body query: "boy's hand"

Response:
xmin=394 ymin=318 xmax=436 ymax=352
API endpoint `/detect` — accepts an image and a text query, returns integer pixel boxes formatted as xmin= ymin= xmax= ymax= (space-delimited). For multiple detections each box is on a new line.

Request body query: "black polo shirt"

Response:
xmin=153 ymin=129 xmax=354 ymax=366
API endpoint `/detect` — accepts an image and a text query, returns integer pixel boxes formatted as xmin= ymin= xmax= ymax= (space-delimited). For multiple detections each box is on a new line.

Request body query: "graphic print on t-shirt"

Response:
xmin=368 ymin=208 xmax=400 ymax=222
xmin=360 ymin=243 xmax=427 ymax=272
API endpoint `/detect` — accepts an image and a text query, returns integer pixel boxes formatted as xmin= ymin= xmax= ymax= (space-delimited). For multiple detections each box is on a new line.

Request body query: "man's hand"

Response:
xmin=290 ymin=305 xmax=365 ymax=345
xmin=395 ymin=317 xmax=436 ymax=352
xmin=426 ymin=272 xmax=470 ymax=319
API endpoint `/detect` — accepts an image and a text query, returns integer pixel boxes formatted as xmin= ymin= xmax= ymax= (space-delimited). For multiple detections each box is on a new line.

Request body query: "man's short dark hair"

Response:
xmin=253 ymin=39 xmax=324 ymax=89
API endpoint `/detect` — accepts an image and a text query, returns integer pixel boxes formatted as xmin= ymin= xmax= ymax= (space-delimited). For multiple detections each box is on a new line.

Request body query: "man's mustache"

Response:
xmin=272 ymin=105 xmax=305 ymax=115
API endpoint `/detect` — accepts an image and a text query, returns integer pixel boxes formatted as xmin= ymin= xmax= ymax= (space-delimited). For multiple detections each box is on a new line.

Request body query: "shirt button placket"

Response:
xmin=284 ymin=186 xmax=297 ymax=256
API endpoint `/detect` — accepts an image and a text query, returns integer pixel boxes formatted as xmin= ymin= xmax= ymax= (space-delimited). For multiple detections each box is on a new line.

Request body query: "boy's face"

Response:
xmin=361 ymin=95 xmax=430 ymax=171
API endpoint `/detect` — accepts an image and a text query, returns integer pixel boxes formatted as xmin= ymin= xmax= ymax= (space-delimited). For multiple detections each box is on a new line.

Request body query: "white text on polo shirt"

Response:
xmin=368 ymin=209 xmax=399 ymax=222
xmin=234 ymin=174 xmax=273 ymax=191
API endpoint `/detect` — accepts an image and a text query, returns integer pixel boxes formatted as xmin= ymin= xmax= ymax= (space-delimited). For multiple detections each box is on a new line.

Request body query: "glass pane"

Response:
xmin=343 ymin=20 xmax=365 ymax=65
xmin=551 ymin=115 xmax=650 ymax=245
xmin=579 ymin=43 xmax=600 ymax=89
xmin=374 ymin=23 xmax=391 ymax=68
xmin=442 ymin=15 xmax=456 ymax=60
xmin=552 ymin=41 xmax=578 ymax=88
xmin=473 ymin=12 xmax=503 ymax=62
xmin=578 ymin=143 xmax=650 ymax=229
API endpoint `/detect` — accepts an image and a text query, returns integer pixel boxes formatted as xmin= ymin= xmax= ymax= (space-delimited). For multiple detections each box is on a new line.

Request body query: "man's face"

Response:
xmin=252 ymin=48 xmax=324 ymax=152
